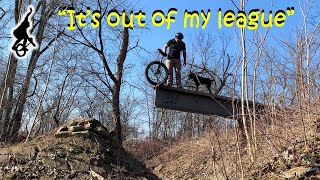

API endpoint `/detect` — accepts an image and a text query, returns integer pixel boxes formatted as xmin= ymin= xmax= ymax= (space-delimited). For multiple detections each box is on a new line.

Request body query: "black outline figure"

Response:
xmin=11 ymin=7 xmax=36 ymax=57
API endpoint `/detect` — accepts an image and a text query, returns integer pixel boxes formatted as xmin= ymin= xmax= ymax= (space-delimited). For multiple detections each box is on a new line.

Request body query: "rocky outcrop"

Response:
xmin=0 ymin=118 xmax=159 ymax=179
xmin=251 ymin=119 xmax=320 ymax=179
xmin=54 ymin=118 xmax=114 ymax=139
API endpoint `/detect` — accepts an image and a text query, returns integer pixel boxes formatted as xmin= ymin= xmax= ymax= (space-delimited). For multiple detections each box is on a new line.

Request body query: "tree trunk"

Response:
xmin=112 ymin=26 xmax=129 ymax=144
xmin=5 ymin=1 xmax=57 ymax=142
xmin=0 ymin=0 xmax=22 ymax=142
xmin=0 ymin=56 xmax=19 ymax=141
xmin=240 ymin=0 xmax=254 ymax=162
xmin=112 ymin=83 xmax=122 ymax=144
xmin=296 ymin=36 xmax=308 ymax=150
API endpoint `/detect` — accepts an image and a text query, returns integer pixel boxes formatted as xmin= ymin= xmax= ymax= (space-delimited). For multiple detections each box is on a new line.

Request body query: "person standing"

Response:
xmin=163 ymin=32 xmax=186 ymax=88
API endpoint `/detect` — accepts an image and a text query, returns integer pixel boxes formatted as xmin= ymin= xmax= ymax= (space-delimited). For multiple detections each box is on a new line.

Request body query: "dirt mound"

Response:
xmin=251 ymin=139 xmax=320 ymax=179
xmin=0 ymin=118 xmax=159 ymax=179
xmin=251 ymin=119 xmax=320 ymax=179
xmin=145 ymin=134 xmax=320 ymax=179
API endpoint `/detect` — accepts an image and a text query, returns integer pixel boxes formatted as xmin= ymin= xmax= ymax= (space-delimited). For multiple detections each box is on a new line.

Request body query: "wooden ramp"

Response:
xmin=154 ymin=85 xmax=264 ymax=118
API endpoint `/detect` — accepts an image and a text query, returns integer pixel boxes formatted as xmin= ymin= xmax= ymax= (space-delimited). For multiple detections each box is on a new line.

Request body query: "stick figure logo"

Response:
xmin=10 ymin=5 xmax=38 ymax=59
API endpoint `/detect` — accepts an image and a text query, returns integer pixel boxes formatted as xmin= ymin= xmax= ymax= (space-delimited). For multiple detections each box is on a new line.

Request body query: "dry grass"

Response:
xmin=130 ymin=107 xmax=320 ymax=179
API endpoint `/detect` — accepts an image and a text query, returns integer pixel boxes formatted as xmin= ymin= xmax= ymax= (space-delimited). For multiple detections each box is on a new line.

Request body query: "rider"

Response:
xmin=163 ymin=32 xmax=186 ymax=88
xmin=12 ymin=7 xmax=36 ymax=51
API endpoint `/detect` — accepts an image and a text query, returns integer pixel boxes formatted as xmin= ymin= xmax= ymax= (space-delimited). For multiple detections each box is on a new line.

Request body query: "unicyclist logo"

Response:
xmin=10 ymin=5 xmax=38 ymax=59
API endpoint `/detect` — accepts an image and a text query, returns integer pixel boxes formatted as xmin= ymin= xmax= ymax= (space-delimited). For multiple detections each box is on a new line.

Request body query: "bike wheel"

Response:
xmin=145 ymin=61 xmax=168 ymax=85
xmin=15 ymin=44 xmax=27 ymax=57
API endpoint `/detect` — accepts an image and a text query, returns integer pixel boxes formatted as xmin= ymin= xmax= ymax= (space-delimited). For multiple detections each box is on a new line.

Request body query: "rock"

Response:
xmin=94 ymin=126 xmax=112 ymax=139
xmin=57 ymin=126 xmax=68 ymax=132
xmin=69 ymin=118 xmax=97 ymax=126
xmin=69 ymin=159 xmax=90 ymax=172
xmin=40 ymin=176 xmax=54 ymax=180
xmin=282 ymin=150 xmax=289 ymax=159
xmin=288 ymin=146 xmax=294 ymax=152
xmin=42 ymin=157 xmax=56 ymax=167
xmin=69 ymin=125 xmax=85 ymax=132
xmin=55 ymin=118 xmax=110 ymax=139
xmin=30 ymin=146 xmax=39 ymax=160
xmin=280 ymin=166 xmax=311 ymax=179
xmin=0 ymin=148 xmax=9 ymax=155
xmin=69 ymin=121 xmax=78 ymax=126
xmin=55 ymin=131 xmax=71 ymax=138
xmin=55 ymin=126 xmax=71 ymax=138
xmin=90 ymin=170 xmax=104 ymax=180
xmin=84 ymin=122 xmax=93 ymax=130
xmin=0 ymin=155 xmax=8 ymax=163
xmin=91 ymin=166 xmax=107 ymax=176
xmin=70 ymin=130 xmax=90 ymax=138
xmin=55 ymin=158 xmax=69 ymax=170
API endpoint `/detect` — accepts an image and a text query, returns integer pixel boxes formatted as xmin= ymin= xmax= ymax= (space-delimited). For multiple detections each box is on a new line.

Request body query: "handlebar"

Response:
xmin=157 ymin=48 xmax=167 ymax=57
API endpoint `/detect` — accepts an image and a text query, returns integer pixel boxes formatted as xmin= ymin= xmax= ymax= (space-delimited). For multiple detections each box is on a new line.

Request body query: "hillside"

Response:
xmin=0 ymin=118 xmax=159 ymax=179
xmin=2 ymin=117 xmax=320 ymax=179
xmin=143 ymin=121 xmax=320 ymax=180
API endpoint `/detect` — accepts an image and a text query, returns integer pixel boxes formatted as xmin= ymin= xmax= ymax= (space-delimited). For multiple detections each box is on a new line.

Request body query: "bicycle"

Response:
xmin=145 ymin=49 xmax=169 ymax=85
xmin=145 ymin=49 xmax=225 ymax=94
xmin=13 ymin=39 xmax=33 ymax=57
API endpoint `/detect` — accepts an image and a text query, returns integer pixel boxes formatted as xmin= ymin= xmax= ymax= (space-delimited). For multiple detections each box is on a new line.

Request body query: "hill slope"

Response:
xmin=145 ymin=132 xmax=320 ymax=179
xmin=0 ymin=118 xmax=159 ymax=179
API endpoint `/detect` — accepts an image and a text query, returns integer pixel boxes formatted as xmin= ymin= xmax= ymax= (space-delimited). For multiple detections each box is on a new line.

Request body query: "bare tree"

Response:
xmin=61 ymin=0 xmax=139 ymax=144
xmin=187 ymin=31 xmax=233 ymax=95
xmin=0 ymin=0 xmax=62 ymax=142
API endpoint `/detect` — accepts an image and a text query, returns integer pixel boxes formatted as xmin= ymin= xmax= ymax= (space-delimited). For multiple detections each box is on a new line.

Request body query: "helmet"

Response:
xmin=175 ymin=32 xmax=184 ymax=39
